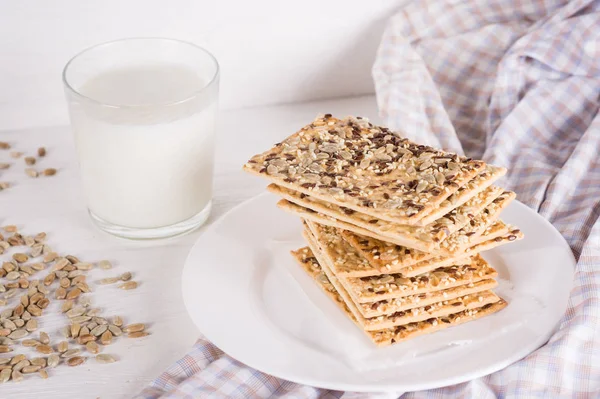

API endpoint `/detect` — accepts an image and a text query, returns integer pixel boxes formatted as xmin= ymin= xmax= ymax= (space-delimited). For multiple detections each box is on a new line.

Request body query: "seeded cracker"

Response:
xmin=416 ymin=165 xmax=506 ymax=225
xmin=291 ymin=246 xmax=507 ymax=346
xmin=244 ymin=115 xmax=486 ymax=225
xmin=305 ymin=227 xmax=501 ymax=330
xmin=268 ymin=183 xmax=505 ymax=252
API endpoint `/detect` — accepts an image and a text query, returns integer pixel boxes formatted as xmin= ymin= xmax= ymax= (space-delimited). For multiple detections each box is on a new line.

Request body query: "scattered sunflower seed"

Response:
xmin=36 ymin=344 xmax=53 ymax=354
xmin=25 ymin=168 xmax=38 ymax=178
xmin=43 ymin=168 xmax=57 ymax=176
xmin=98 ymin=277 xmax=119 ymax=285
xmin=122 ymin=323 xmax=145 ymax=333
xmin=10 ymin=151 xmax=23 ymax=159
xmin=37 ymin=147 xmax=46 ymax=157
xmin=98 ymin=260 xmax=112 ymax=270
xmin=85 ymin=341 xmax=100 ymax=354
xmin=0 ymin=368 xmax=11 ymax=382
xmin=39 ymin=331 xmax=50 ymax=345
xmin=11 ymin=369 xmax=23 ymax=382
xmin=0 ymin=142 xmax=9 ymax=149
xmin=95 ymin=354 xmax=116 ymax=364
xmin=47 ymin=354 xmax=60 ymax=368
xmin=24 ymin=157 xmax=36 ymax=166
xmin=60 ymin=349 xmax=81 ymax=359
xmin=67 ymin=356 xmax=85 ymax=367
xmin=100 ymin=330 xmax=113 ymax=345
xmin=0 ymin=163 xmax=9 ymax=170
xmin=128 ymin=331 xmax=149 ymax=339
xmin=8 ymin=329 xmax=28 ymax=340
xmin=120 ymin=272 xmax=132 ymax=281
xmin=22 ymin=365 xmax=41 ymax=374
xmin=119 ymin=281 xmax=138 ymax=290
xmin=39 ymin=369 xmax=49 ymax=379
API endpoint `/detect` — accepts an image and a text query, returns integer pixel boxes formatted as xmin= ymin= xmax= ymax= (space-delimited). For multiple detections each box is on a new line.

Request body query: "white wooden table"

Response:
xmin=0 ymin=95 xmax=379 ymax=398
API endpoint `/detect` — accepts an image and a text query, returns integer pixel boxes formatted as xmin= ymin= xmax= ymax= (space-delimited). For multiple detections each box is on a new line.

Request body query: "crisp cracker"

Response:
xmin=415 ymin=165 xmax=506 ymax=225
xmin=291 ymin=247 xmax=507 ymax=346
xmin=244 ymin=115 xmax=487 ymax=225
xmin=269 ymin=183 xmax=505 ymax=252
xmin=280 ymin=198 xmax=517 ymax=256
xmin=304 ymin=230 xmax=500 ymax=331
xmin=338 ymin=191 xmax=514 ymax=277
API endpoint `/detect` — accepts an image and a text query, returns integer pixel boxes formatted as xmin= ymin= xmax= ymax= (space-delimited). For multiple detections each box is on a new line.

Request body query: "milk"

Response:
xmin=68 ymin=64 xmax=217 ymax=229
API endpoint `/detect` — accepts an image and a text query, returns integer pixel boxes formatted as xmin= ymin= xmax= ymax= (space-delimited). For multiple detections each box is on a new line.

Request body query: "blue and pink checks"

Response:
xmin=137 ymin=0 xmax=600 ymax=397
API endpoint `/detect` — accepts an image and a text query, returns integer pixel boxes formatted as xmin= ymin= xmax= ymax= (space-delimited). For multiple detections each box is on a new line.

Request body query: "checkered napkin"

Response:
xmin=136 ymin=0 xmax=600 ymax=397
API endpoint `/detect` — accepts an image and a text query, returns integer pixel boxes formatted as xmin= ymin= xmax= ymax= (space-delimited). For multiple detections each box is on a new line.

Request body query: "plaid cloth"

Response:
xmin=137 ymin=0 xmax=600 ymax=397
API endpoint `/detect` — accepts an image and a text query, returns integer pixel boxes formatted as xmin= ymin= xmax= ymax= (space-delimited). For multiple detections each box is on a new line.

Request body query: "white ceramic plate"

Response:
xmin=182 ymin=193 xmax=575 ymax=392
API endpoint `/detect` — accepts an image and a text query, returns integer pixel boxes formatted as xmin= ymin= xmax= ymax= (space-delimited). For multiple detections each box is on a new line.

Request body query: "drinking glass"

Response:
xmin=63 ymin=38 xmax=219 ymax=239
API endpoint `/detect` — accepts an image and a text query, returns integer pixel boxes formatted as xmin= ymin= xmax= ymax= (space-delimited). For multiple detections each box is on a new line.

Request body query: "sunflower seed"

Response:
xmin=43 ymin=168 xmax=57 ymax=176
xmin=39 ymin=369 xmax=49 ymax=379
xmin=5 ymin=271 xmax=20 ymax=280
xmin=61 ymin=300 xmax=73 ymax=313
xmin=60 ymin=326 xmax=71 ymax=338
xmin=10 ymin=354 xmax=26 ymax=365
xmin=8 ymin=329 xmax=27 ymax=339
xmin=0 ymin=346 xmax=13 ymax=354
xmin=128 ymin=331 xmax=149 ymax=339
xmin=108 ymin=325 xmax=122 ymax=337
xmin=61 ymin=349 xmax=81 ymax=358
xmin=0 ymin=368 xmax=11 ymax=382
xmin=13 ymin=319 xmax=24 ymax=328
xmin=122 ymin=323 xmax=145 ymax=333
xmin=111 ymin=316 xmax=123 ymax=327
xmin=55 ymin=287 xmax=66 ymax=299
xmin=70 ymin=315 xmax=91 ymax=324
xmin=27 ymin=304 xmax=42 ymax=317
xmin=0 ymin=163 xmax=9 ymax=170
xmin=70 ymin=323 xmax=81 ymax=338
xmin=86 ymin=341 xmax=100 ymax=354
xmin=25 ymin=168 xmax=38 ymax=178
xmin=47 ymin=354 xmax=59 ymax=368
xmin=66 ymin=306 xmax=85 ymax=318
xmin=30 ymin=357 xmax=46 ymax=367
xmin=65 ymin=255 xmax=79 ymax=264
xmin=39 ymin=331 xmax=50 ymax=345
xmin=98 ymin=260 xmax=112 ymax=270
xmin=36 ymin=344 xmax=52 ymax=354
xmin=43 ymin=252 xmax=58 ymax=263
xmin=74 ymin=262 xmax=93 ymax=271
xmin=37 ymin=147 xmax=46 ymax=157
xmin=67 ymin=356 xmax=85 ymax=367
xmin=57 ymin=341 xmax=68 ymax=353
xmin=13 ymin=359 xmax=30 ymax=372
xmin=3 ymin=320 xmax=16 ymax=331
xmin=98 ymin=277 xmax=119 ymax=285
xmin=11 ymin=369 xmax=23 ymax=382
xmin=91 ymin=325 xmax=107 ymax=337
xmin=95 ymin=354 xmax=116 ymax=364
xmin=120 ymin=272 xmax=132 ymax=281
xmin=119 ymin=281 xmax=138 ymax=290
xmin=77 ymin=334 xmax=95 ymax=345
xmin=66 ymin=288 xmax=82 ymax=300
xmin=100 ymin=330 xmax=113 ymax=345
xmin=80 ymin=326 xmax=90 ymax=336
xmin=22 ymin=339 xmax=40 ymax=347
xmin=25 ymin=319 xmax=37 ymax=332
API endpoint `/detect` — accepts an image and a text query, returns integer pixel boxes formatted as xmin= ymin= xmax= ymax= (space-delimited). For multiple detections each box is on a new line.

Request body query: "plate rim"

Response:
xmin=182 ymin=192 xmax=576 ymax=392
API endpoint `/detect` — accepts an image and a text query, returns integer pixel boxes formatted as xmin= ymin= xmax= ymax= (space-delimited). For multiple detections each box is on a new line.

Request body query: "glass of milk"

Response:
xmin=63 ymin=38 xmax=219 ymax=239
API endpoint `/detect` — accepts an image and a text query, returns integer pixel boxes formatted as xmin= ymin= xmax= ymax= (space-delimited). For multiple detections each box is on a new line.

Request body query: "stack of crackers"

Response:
xmin=243 ymin=115 xmax=523 ymax=346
